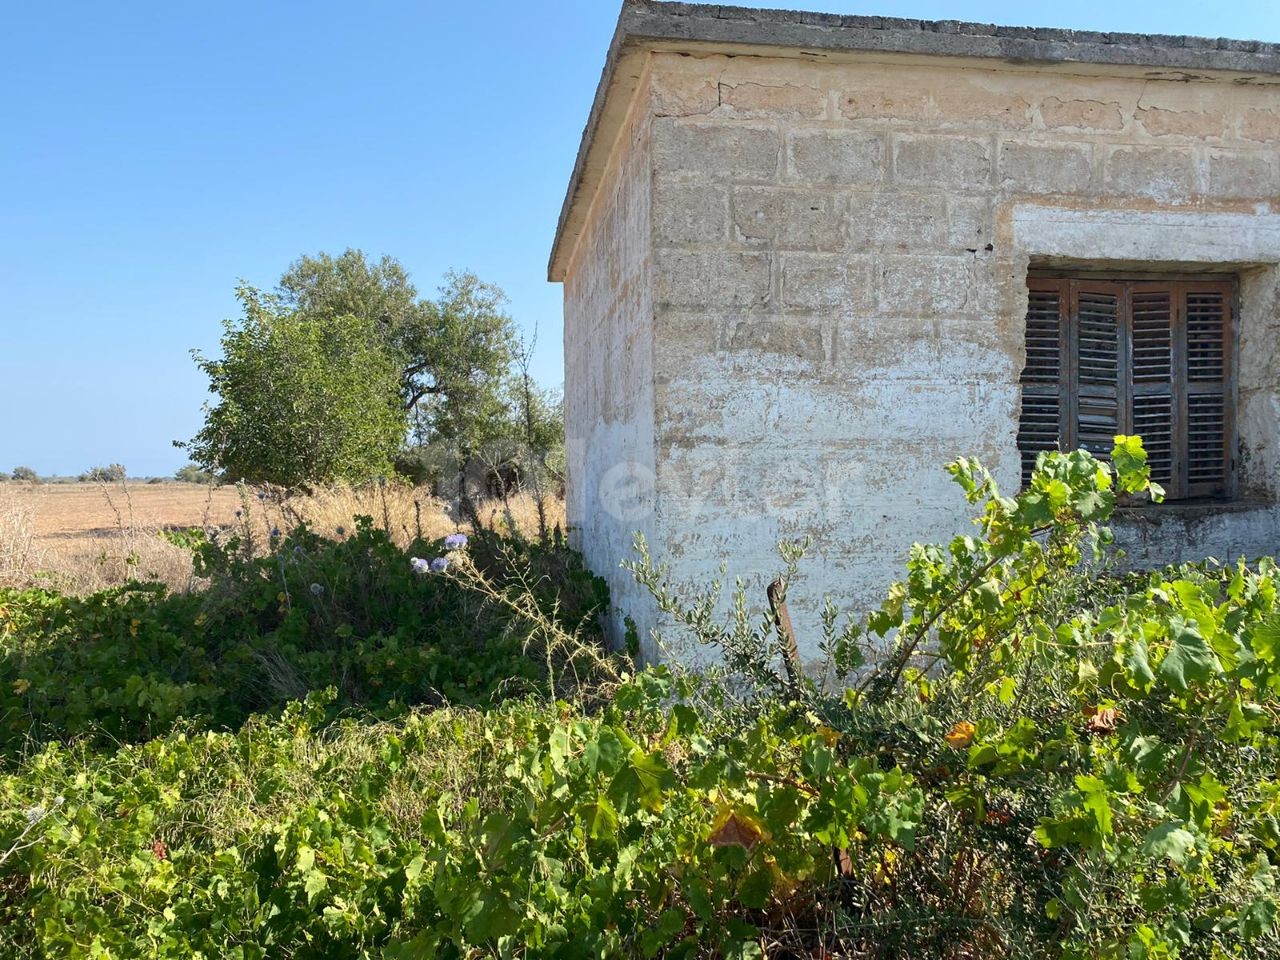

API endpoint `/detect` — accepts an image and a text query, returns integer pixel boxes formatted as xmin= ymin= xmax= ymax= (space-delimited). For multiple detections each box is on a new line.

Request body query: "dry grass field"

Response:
xmin=0 ymin=481 xmax=565 ymax=594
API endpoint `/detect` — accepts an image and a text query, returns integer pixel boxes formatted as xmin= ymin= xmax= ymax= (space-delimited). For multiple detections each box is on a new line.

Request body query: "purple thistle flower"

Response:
xmin=443 ymin=533 xmax=468 ymax=551
xmin=410 ymin=557 xmax=431 ymax=575
xmin=270 ymin=527 xmax=280 ymax=539
xmin=335 ymin=526 xmax=346 ymax=537
xmin=429 ymin=557 xmax=449 ymax=574
xmin=309 ymin=583 xmax=324 ymax=596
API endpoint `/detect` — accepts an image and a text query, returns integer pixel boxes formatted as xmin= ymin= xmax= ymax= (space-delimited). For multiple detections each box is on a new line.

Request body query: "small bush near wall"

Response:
xmin=2 ymin=441 xmax=1279 ymax=959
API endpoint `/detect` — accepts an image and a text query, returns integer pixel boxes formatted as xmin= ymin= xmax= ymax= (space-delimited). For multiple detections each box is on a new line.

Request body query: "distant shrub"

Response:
xmin=0 ymin=471 xmax=9 ymax=482
xmin=79 ymin=463 xmax=126 ymax=483
xmin=174 ymin=463 xmax=216 ymax=484
xmin=10 ymin=466 xmax=37 ymax=483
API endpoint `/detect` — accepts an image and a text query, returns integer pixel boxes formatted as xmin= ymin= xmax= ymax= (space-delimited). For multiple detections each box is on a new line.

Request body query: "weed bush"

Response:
xmin=2 ymin=440 xmax=1279 ymax=959
xmin=0 ymin=521 xmax=610 ymax=758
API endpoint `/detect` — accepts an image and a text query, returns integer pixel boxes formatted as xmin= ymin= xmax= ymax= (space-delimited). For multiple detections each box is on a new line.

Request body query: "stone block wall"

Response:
xmin=565 ymin=48 xmax=1280 ymax=663
xmin=561 ymin=67 xmax=660 ymax=649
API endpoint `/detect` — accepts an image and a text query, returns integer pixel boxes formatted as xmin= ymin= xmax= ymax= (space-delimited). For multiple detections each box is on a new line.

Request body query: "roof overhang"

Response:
xmin=547 ymin=0 xmax=1280 ymax=282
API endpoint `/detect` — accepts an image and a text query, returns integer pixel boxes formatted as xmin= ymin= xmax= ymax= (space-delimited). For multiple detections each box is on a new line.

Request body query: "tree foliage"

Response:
xmin=277 ymin=250 xmax=517 ymax=449
xmin=173 ymin=463 xmax=215 ymax=484
xmin=10 ymin=466 xmax=37 ymax=483
xmin=182 ymin=285 xmax=406 ymax=487
xmin=192 ymin=249 xmax=555 ymax=491
xmin=78 ymin=464 xmax=126 ymax=483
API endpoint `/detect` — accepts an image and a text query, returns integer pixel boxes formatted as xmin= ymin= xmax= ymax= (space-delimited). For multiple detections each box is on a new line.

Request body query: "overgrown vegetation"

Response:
xmin=3 ymin=440 xmax=1279 ymax=959
xmin=0 ymin=521 xmax=609 ymax=758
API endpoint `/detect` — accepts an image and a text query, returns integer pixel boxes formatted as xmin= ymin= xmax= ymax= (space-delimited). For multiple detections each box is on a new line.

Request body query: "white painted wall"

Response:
xmin=562 ymin=50 xmax=1280 ymax=665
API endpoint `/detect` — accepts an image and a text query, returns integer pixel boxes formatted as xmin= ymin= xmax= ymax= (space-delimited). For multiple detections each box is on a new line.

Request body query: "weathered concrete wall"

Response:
xmin=562 ymin=63 xmax=660 ymax=652
xmin=637 ymin=52 xmax=1280 ymax=663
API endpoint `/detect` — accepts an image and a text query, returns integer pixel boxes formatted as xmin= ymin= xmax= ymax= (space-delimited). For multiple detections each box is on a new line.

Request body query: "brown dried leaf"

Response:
xmin=1083 ymin=705 xmax=1122 ymax=735
xmin=709 ymin=806 xmax=765 ymax=851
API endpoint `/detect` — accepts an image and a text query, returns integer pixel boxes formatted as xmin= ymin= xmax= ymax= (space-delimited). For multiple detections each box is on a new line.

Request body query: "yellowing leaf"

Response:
xmin=944 ymin=721 xmax=976 ymax=750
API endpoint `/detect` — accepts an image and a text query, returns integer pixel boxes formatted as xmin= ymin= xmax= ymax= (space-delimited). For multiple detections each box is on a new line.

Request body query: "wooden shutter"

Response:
xmin=1018 ymin=280 xmax=1067 ymax=485
xmin=1071 ymin=283 xmax=1124 ymax=462
xmin=1180 ymin=282 xmax=1233 ymax=498
xmin=1018 ymin=276 xmax=1234 ymax=499
xmin=1129 ymin=285 xmax=1176 ymax=489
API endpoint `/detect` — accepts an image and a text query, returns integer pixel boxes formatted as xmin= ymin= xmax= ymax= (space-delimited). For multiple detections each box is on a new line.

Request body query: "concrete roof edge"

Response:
xmin=547 ymin=0 xmax=1280 ymax=280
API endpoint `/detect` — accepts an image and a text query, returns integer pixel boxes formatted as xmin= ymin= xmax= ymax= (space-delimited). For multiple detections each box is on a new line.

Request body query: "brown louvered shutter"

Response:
xmin=1071 ymin=282 xmax=1124 ymax=462
xmin=1018 ymin=276 xmax=1234 ymax=499
xmin=1130 ymin=284 xmax=1176 ymax=490
xmin=1180 ymin=282 xmax=1233 ymax=498
xmin=1018 ymin=280 xmax=1067 ymax=485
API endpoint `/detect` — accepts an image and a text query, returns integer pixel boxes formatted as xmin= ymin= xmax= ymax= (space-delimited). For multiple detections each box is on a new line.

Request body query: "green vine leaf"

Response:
xmin=1158 ymin=620 xmax=1223 ymax=692
xmin=1142 ymin=823 xmax=1197 ymax=864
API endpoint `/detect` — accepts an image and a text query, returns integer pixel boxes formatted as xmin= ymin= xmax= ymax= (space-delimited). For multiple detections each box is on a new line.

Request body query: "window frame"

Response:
xmin=1022 ymin=272 xmax=1238 ymax=502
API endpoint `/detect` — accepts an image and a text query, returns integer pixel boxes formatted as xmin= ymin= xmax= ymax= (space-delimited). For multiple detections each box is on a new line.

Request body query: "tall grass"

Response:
xmin=0 ymin=481 xmax=567 ymax=595
xmin=0 ymin=491 xmax=42 ymax=586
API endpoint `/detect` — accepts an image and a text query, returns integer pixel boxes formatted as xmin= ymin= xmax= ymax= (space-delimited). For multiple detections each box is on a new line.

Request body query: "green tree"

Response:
xmin=182 ymin=286 xmax=406 ymax=487
xmin=174 ymin=463 xmax=215 ymax=484
xmin=276 ymin=251 xmax=516 ymax=444
xmin=10 ymin=466 xmax=37 ymax=483
xmin=79 ymin=464 xmax=126 ymax=483
xmin=275 ymin=250 xmax=561 ymax=520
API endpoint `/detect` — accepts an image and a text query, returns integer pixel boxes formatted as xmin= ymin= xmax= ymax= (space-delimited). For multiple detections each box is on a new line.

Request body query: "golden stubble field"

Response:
xmin=0 ymin=481 xmax=564 ymax=594
xmin=22 ymin=483 xmax=243 ymax=539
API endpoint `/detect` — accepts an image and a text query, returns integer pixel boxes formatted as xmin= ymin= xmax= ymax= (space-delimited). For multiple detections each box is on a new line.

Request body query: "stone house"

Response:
xmin=548 ymin=0 xmax=1280 ymax=663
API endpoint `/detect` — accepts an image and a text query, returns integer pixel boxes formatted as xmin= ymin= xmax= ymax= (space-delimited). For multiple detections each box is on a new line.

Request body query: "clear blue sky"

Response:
xmin=1 ymin=0 xmax=1275 ymax=476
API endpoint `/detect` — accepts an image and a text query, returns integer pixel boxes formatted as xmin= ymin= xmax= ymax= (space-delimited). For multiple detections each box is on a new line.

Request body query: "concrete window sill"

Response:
xmin=1113 ymin=499 xmax=1274 ymax=522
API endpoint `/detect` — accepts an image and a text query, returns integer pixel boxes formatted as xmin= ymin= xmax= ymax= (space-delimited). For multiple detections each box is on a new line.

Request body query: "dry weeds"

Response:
xmin=0 ymin=481 xmax=567 ymax=595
